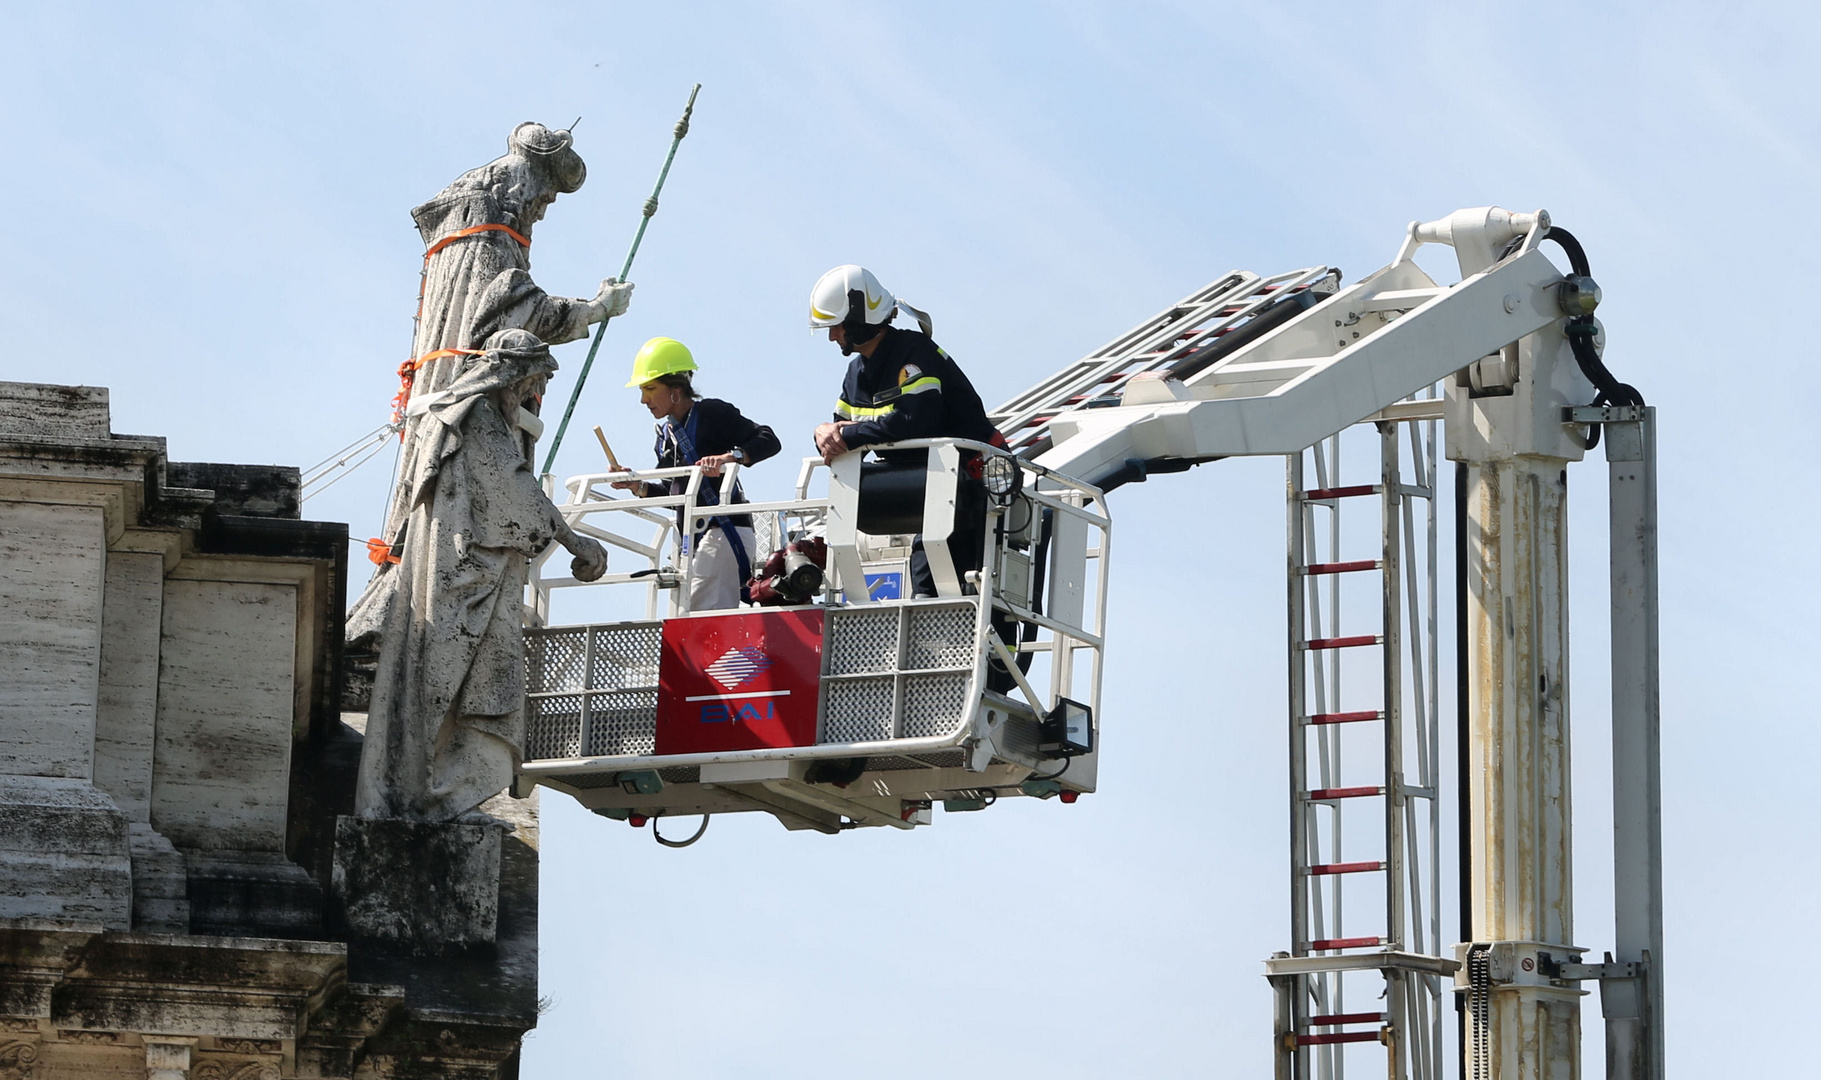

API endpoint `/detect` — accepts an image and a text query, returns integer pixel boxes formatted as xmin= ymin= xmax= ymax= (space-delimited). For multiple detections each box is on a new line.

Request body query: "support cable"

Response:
xmin=301 ymin=422 xmax=403 ymax=502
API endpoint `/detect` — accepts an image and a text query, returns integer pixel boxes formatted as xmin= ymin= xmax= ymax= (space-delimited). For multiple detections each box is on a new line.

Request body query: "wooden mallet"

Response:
xmin=592 ymin=426 xmax=624 ymax=471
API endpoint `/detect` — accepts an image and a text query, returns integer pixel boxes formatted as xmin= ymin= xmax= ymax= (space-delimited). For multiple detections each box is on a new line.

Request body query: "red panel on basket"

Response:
xmin=656 ymin=609 xmax=825 ymax=755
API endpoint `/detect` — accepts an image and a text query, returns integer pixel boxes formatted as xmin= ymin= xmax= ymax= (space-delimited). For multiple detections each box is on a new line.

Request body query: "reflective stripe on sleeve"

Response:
xmin=898 ymin=376 xmax=941 ymax=396
xmin=835 ymin=399 xmax=895 ymax=420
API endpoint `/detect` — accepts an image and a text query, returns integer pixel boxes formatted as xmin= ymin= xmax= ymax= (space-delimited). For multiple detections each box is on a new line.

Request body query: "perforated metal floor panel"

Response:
xmin=525 ymin=601 xmax=981 ymax=765
xmin=526 ymin=622 xmax=663 ymax=761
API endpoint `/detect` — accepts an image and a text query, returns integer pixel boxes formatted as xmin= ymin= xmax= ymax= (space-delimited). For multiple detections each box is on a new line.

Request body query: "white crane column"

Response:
xmin=1430 ymin=208 xmax=1595 ymax=1080
xmin=1454 ymin=450 xmax=1583 ymax=1080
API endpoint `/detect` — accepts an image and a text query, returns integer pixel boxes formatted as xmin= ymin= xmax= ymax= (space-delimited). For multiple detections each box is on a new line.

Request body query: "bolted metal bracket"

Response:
xmin=1451 ymin=941 xmax=1590 ymax=990
xmin=1543 ymin=956 xmax=1645 ymax=982
xmin=1565 ymin=405 xmax=1646 ymax=424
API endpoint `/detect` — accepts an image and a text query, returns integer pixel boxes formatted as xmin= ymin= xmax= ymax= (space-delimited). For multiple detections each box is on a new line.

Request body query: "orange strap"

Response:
xmin=423 ymin=223 xmax=530 ymax=261
xmin=406 ymin=347 xmax=485 ymax=373
xmin=366 ymin=537 xmax=401 ymax=566
xmin=389 ymin=348 xmax=485 ymax=428
xmin=379 ymin=222 xmax=535 ymax=517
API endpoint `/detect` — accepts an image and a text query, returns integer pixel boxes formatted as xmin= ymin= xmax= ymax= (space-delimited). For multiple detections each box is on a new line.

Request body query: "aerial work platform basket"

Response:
xmin=515 ymin=440 xmax=1109 ymax=834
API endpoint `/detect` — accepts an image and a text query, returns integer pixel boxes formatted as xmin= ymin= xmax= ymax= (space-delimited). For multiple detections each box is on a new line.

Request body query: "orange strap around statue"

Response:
xmin=365 ymin=537 xmax=401 ymax=566
xmin=390 ymin=348 xmax=484 ymax=427
xmin=394 ymin=224 xmax=534 ymax=423
xmin=422 ymin=222 xmax=530 ymax=261
xmin=376 ymin=224 xmax=538 ymax=553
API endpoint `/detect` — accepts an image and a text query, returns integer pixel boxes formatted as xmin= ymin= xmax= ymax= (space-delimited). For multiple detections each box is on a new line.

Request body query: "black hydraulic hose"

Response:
xmin=1566 ymin=323 xmax=1644 ymax=408
xmin=1542 ymin=225 xmax=1592 ymax=277
xmin=1544 ymin=227 xmax=1645 ymax=411
xmin=1167 ymin=289 xmax=1325 ymax=383
xmin=653 ymin=813 xmax=710 ymax=848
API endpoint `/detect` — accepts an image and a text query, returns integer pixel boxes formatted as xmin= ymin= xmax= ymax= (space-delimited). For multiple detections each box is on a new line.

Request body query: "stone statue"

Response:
xmin=349 ymin=120 xmax=631 ymax=644
xmin=353 ymin=329 xmax=607 ymax=823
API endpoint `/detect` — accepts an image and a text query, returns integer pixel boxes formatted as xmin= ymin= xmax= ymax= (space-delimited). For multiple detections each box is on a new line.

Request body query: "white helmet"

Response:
xmin=808 ymin=264 xmax=893 ymax=329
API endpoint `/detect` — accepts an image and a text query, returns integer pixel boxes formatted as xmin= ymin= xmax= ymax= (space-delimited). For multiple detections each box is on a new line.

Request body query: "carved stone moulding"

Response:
xmin=194 ymin=1058 xmax=282 ymax=1080
xmin=0 ymin=1040 xmax=38 ymax=1080
xmin=54 ymin=1029 xmax=123 ymax=1045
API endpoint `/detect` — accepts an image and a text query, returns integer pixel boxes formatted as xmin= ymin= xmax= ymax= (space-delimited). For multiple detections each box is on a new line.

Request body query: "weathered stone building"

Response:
xmin=0 ymin=382 xmax=537 ymax=1078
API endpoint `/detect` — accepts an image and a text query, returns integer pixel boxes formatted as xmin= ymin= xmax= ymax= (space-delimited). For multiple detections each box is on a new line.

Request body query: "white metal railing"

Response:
xmin=520 ymin=438 xmax=1113 ymax=783
xmin=527 ymin=461 xmax=834 ymax=624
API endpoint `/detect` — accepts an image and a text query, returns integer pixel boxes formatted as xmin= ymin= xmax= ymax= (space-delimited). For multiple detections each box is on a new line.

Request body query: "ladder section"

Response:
xmin=1276 ymin=401 xmax=1444 ymax=1080
xmin=987 ymin=265 xmax=1335 ymax=458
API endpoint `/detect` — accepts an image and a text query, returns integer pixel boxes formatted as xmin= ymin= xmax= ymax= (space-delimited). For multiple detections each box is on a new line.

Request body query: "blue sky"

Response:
xmin=4 ymin=2 xmax=1815 ymax=1075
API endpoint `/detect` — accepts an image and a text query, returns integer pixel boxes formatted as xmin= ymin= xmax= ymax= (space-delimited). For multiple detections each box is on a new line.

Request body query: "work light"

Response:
xmin=981 ymin=453 xmax=1021 ymax=502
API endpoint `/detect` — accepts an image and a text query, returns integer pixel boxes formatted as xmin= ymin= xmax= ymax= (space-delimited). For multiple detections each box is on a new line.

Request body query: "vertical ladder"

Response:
xmin=1270 ymin=399 xmax=1446 ymax=1080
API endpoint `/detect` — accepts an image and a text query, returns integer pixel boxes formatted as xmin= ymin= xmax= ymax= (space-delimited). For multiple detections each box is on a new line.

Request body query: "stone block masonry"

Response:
xmin=0 ymin=380 xmax=536 ymax=1078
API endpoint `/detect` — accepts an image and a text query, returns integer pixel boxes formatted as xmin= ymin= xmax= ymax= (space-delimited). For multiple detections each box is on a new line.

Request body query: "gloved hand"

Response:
xmin=591 ymin=277 xmax=634 ymax=320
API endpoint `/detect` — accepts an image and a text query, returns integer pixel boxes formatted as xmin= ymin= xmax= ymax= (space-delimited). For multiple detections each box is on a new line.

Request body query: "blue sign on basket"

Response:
xmin=865 ymin=571 xmax=904 ymax=601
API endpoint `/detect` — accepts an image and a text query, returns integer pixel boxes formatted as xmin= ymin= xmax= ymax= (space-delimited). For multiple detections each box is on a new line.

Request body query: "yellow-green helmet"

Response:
xmin=626 ymin=337 xmax=697 ymax=387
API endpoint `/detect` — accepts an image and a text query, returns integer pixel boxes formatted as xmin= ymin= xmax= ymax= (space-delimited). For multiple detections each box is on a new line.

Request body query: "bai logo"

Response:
xmin=698 ymin=700 xmax=778 ymax=724
xmin=704 ymin=646 xmax=773 ymax=690
xmin=692 ymin=646 xmax=789 ymax=723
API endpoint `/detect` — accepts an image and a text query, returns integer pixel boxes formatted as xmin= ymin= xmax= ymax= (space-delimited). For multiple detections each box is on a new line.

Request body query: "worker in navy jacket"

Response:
xmin=614 ymin=337 xmax=780 ymax=610
xmin=808 ymin=266 xmax=998 ymax=598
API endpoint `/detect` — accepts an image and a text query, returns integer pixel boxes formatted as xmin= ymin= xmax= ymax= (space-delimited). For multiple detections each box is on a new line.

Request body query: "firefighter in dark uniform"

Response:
xmin=809 ymin=264 xmax=1001 ymax=599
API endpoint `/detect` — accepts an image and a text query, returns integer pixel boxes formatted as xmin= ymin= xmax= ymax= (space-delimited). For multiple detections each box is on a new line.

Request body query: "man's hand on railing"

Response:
xmin=813 ymin=421 xmax=852 ymax=465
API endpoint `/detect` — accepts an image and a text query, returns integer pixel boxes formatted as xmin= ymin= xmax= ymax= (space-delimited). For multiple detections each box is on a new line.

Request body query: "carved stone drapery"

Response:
xmin=352 ymin=332 xmax=601 ymax=822
xmin=350 ymin=121 xmax=605 ymax=651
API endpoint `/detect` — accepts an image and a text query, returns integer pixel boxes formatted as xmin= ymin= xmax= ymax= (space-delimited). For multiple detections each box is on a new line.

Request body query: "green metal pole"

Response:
xmin=542 ymin=82 xmax=701 ymax=476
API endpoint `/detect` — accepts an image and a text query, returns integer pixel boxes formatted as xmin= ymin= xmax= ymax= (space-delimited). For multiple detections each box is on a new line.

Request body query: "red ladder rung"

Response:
xmin=1308 ymin=710 xmax=1383 ymax=725
xmin=1296 ymin=1031 xmax=1383 ymax=1047
xmin=1304 ymin=634 xmax=1382 ymax=650
xmin=1310 ymin=1012 xmax=1389 ymax=1026
xmin=1307 ymin=785 xmax=1384 ymax=801
xmin=1304 ymin=559 xmax=1381 ymax=576
xmin=1309 ymin=860 xmax=1385 ymax=876
xmin=1302 ymin=484 xmax=1379 ymax=501
xmin=1308 ymin=935 xmax=1386 ymax=950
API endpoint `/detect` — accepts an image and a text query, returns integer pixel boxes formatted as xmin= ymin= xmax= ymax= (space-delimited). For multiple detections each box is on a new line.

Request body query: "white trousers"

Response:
xmin=688 ymin=525 xmax=756 ymax=612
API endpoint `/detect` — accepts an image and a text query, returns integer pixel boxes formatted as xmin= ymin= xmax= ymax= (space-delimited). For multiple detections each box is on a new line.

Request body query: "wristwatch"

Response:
xmin=729 ymin=447 xmax=748 ymax=464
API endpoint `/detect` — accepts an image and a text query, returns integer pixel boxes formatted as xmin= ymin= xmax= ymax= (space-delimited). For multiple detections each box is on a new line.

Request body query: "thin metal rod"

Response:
xmin=542 ymin=82 xmax=702 ymax=475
